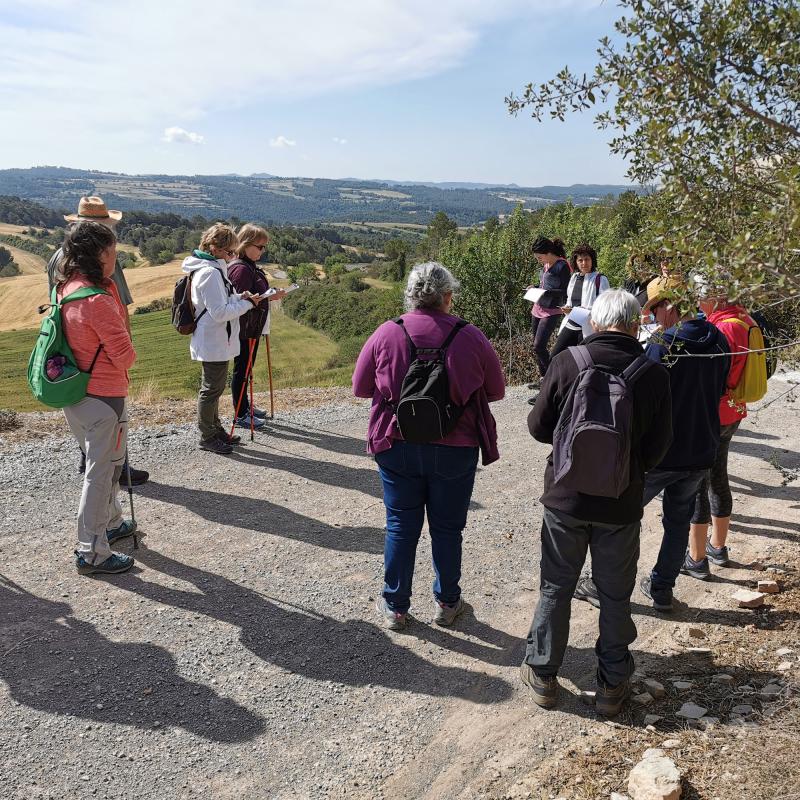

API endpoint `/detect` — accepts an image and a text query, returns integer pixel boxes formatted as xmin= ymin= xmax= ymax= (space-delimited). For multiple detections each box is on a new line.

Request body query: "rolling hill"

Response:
xmin=0 ymin=166 xmax=643 ymax=226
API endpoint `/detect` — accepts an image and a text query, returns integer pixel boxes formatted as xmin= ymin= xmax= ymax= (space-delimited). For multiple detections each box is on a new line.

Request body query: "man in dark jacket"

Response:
xmin=520 ymin=289 xmax=672 ymax=717
xmin=575 ymin=278 xmax=730 ymax=612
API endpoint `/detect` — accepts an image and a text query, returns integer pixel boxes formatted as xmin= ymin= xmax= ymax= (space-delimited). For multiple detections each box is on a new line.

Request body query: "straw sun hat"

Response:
xmin=63 ymin=196 xmax=123 ymax=226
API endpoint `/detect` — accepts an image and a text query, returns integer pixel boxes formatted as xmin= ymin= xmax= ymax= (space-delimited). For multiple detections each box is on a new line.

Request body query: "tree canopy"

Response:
xmin=507 ymin=0 xmax=800 ymax=308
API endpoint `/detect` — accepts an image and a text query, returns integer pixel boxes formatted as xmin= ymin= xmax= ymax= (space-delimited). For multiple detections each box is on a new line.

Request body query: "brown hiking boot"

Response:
xmin=520 ymin=662 xmax=559 ymax=709
xmin=595 ymin=678 xmax=631 ymax=717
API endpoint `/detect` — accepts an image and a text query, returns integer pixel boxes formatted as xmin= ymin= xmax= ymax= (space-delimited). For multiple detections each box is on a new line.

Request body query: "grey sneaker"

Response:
xmin=106 ymin=519 xmax=137 ymax=546
xmin=433 ymin=597 xmax=466 ymax=627
xmin=75 ymin=552 xmax=134 ymax=576
xmin=640 ymin=575 xmax=673 ymax=612
xmin=574 ymin=575 xmax=600 ymax=609
xmin=680 ymin=551 xmax=711 ymax=580
xmin=706 ymin=541 xmax=730 ymax=566
xmin=519 ymin=662 xmax=559 ymax=708
xmin=375 ymin=598 xmax=407 ymax=631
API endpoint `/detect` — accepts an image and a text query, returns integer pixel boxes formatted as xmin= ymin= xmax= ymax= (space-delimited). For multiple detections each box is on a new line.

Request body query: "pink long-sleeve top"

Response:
xmin=59 ymin=275 xmax=136 ymax=396
xmin=352 ymin=309 xmax=506 ymax=461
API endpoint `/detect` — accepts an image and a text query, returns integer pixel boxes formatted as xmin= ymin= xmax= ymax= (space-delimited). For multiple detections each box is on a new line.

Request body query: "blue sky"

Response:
xmin=0 ymin=1 xmax=628 ymax=186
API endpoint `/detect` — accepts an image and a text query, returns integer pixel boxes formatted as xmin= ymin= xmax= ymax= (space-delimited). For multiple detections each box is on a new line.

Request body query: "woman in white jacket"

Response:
xmin=550 ymin=243 xmax=610 ymax=359
xmin=181 ymin=224 xmax=262 ymax=454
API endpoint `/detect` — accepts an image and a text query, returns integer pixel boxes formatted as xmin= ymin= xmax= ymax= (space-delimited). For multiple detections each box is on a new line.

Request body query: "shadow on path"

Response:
xmin=0 ymin=575 xmax=264 ymax=742
xmin=141 ymin=481 xmax=385 ymax=554
xmin=115 ymin=548 xmax=512 ymax=705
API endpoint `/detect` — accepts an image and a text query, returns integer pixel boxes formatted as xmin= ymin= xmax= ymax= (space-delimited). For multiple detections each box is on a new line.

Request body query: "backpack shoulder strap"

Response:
xmin=439 ymin=318 xmax=469 ymax=352
xmin=568 ymin=345 xmax=594 ymax=372
xmin=621 ymin=354 xmax=654 ymax=385
xmin=721 ymin=316 xmax=751 ymax=331
xmin=392 ymin=317 xmax=417 ymax=358
xmin=594 ymin=273 xmax=602 ymax=293
xmin=60 ymin=286 xmax=109 ymax=304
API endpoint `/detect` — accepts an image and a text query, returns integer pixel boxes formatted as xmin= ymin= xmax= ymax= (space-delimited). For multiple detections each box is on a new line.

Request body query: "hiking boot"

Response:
xmin=680 ymin=551 xmax=711 ymax=580
xmin=639 ymin=575 xmax=673 ymax=612
xmin=433 ymin=597 xmax=466 ymax=627
xmin=217 ymin=431 xmax=241 ymax=445
xmin=375 ymin=598 xmax=407 ymax=631
xmin=519 ymin=662 xmax=559 ymax=708
xmin=251 ymin=406 xmax=268 ymax=419
xmin=123 ymin=466 xmax=149 ymax=486
xmin=706 ymin=541 xmax=730 ymax=566
xmin=596 ymin=678 xmax=630 ymax=717
xmin=75 ymin=552 xmax=134 ymax=576
xmin=106 ymin=519 xmax=137 ymax=546
xmin=527 ymin=395 xmax=539 ymax=406
xmin=235 ymin=413 xmax=266 ymax=430
xmin=574 ymin=575 xmax=600 ymax=609
xmin=199 ymin=437 xmax=233 ymax=455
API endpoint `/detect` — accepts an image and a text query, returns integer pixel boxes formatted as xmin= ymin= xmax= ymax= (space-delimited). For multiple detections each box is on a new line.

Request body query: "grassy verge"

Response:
xmin=0 ymin=307 xmax=352 ymax=412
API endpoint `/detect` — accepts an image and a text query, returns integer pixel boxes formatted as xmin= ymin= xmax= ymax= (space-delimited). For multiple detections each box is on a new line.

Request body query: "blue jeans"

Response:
xmin=643 ymin=468 xmax=707 ymax=592
xmin=375 ymin=441 xmax=479 ymax=613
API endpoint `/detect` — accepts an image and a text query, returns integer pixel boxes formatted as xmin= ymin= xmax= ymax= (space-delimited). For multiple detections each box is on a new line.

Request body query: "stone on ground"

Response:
xmin=757 ymin=580 xmax=780 ymax=593
xmin=733 ymin=589 xmax=766 ymax=608
xmin=644 ymin=679 xmax=666 ymax=698
xmin=628 ymin=749 xmax=682 ymax=800
xmin=676 ymin=702 xmax=707 ymax=720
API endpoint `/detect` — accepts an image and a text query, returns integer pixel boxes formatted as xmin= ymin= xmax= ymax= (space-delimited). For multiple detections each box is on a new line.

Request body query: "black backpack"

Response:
xmin=391 ymin=317 xmax=468 ymax=443
xmin=171 ymin=273 xmax=206 ymax=335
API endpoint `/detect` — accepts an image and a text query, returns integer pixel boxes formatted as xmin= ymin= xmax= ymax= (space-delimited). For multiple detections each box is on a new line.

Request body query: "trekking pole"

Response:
xmin=248 ymin=361 xmax=255 ymax=442
xmin=265 ymin=333 xmax=275 ymax=419
xmin=124 ymin=452 xmax=138 ymax=550
xmin=230 ymin=339 xmax=256 ymax=438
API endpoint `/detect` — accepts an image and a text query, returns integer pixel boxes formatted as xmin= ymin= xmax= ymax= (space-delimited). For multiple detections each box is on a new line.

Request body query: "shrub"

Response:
xmin=134 ymin=297 xmax=172 ymax=315
xmin=0 ymin=261 xmax=20 ymax=278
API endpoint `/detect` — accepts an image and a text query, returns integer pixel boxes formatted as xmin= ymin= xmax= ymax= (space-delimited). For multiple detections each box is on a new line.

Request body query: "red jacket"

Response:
xmin=707 ymin=304 xmax=754 ymax=425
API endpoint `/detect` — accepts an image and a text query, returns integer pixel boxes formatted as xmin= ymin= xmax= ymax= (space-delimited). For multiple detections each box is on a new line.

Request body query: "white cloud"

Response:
xmin=269 ymin=135 xmax=297 ymax=149
xmin=163 ymin=126 xmax=205 ymax=145
xmin=332 ymin=137 xmax=348 ymax=145
xmin=0 ymin=0 xmax=598 ymax=169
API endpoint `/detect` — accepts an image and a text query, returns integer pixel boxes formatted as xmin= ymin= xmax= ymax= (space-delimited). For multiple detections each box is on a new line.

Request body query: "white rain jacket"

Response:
xmin=182 ymin=254 xmax=253 ymax=362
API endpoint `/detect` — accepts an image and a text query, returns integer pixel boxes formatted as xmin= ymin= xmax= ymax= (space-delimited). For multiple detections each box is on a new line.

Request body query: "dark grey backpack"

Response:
xmin=552 ymin=345 xmax=653 ymax=498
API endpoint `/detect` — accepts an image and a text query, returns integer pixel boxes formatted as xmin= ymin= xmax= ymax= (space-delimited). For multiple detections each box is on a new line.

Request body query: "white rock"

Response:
xmin=628 ymin=752 xmax=682 ymax=800
xmin=757 ymin=580 xmax=780 ymax=594
xmin=777 ymin=661 xmax=793 ymax=671
xmin=661 ymin=739 xmax=681 ymax=749
xmin=733 ymin=589 xmax=766 ymax=608
xmin=776 ymin=647 xmax=795 ymax=657
xmin=686 ymin=647 xmax=712 ymax=656
xmin=611 ymin=793 xmax=630 ymax=800
xmin=642 ymin=748 xmax=666 ymax=759
xmin=676 ymin=702 xmax=707 ymax=720
xmin=644 ymin=679 xmax=666 ymax=699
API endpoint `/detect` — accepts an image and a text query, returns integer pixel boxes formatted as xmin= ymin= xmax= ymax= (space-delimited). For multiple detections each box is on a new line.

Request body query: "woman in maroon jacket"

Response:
xmin=227 ymin=224 xmax=286 ymax=428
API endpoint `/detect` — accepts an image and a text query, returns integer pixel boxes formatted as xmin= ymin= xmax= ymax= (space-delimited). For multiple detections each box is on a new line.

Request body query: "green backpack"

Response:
xmin=27 ymin=285 xmax=108 ymax=408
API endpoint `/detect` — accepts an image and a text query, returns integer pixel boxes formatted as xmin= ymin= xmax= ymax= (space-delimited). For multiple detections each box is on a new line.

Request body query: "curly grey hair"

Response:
xmin=404 ymin=261 xmax=460 ymax=311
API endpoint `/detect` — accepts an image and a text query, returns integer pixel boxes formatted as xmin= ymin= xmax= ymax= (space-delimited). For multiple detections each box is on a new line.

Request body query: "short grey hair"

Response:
xmin=404 ymin=261 xmax=460 ymax=311
xmin=590 ymin=289 xmax=641 ymax=330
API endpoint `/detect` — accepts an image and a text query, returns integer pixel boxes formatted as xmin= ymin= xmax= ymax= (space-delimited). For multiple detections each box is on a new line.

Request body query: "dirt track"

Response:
xmin=0 ymin=382 xmax=798 ymax=799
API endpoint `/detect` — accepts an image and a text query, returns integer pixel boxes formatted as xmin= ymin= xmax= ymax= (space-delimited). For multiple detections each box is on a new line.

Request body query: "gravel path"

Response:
xmin=0 ymin=383 xmax=798 ymax=799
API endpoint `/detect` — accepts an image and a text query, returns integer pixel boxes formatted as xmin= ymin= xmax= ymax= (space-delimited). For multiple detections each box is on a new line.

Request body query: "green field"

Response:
xmin=0 ymin=308 xmax=353 ymax=412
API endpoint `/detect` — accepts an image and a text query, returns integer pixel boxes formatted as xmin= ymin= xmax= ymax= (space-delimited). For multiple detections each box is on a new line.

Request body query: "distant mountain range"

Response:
xmin=0 ymin=166 xmax=643 ymax=226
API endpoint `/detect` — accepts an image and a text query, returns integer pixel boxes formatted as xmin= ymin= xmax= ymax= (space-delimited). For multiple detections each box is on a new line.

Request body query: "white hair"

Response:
xmin=404 ymin=261 xmax=460 ymax=311
xmin=590 ymin=289 xmax=641 ymax=330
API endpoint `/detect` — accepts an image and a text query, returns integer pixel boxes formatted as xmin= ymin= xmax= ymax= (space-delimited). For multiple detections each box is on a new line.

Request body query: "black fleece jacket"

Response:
xmin=528 ymin=331 xmax=673 ymax=524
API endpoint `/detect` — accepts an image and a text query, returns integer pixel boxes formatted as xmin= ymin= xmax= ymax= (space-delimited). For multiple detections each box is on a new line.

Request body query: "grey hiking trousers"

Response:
xmin=524 ymin=506 xmax=640 ymax=687
xmin=63 ymin=397 xmax=127 ymax=564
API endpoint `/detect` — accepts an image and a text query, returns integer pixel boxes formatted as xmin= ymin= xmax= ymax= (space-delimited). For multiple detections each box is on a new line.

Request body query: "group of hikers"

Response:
xmin=40 ymin=196 xmax=768 ymax=718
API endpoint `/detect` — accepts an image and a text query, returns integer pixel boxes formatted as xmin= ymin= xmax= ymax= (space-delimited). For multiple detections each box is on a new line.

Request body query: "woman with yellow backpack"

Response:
xmin=683 ymin=284 xmax=768 ymax=579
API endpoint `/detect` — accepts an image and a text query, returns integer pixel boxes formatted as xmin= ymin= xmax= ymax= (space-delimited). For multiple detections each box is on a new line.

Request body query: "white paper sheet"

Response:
xmin=524 ymin=287 xmax=546 ymax=303
xmin=567 ymin=307 xmax=591 ymax=327
xmin=638 ymin=323 xmax=660 ymax=343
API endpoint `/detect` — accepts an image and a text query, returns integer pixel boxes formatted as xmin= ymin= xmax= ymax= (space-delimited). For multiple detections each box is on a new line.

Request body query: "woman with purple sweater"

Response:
xmin=353 ymin=262 xmax=505 ymax=631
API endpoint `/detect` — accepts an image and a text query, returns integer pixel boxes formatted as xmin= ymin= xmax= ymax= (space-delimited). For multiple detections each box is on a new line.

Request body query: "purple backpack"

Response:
xmin=552 ymin=346 xmax=653 ymax=498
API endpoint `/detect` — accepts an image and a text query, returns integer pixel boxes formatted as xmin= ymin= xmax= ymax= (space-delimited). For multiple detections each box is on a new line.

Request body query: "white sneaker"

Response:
xmin=433 ymin=597 xmax=466 ymax=627
xmin=375 ymin=598 xmax=408 ymax=631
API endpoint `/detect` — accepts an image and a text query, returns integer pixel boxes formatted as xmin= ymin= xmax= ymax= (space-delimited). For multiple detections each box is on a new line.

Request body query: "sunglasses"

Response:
xmin=251 ymin=243 xmax=267 ymax=251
